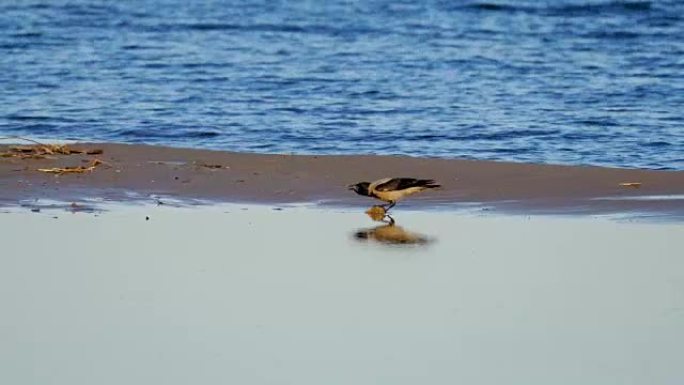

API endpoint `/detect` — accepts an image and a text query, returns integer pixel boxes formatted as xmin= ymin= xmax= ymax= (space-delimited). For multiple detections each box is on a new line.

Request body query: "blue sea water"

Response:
xmin=1 ymin=0 xmax=683 ymax=170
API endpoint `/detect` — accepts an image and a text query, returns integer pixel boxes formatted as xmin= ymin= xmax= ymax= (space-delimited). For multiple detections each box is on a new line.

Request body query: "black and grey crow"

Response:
xmin=348 ymin=177 xmax=441 ymax=210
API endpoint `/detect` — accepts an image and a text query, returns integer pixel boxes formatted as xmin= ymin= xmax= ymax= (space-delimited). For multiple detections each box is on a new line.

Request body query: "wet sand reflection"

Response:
xmin=353 ymin=206 xmax=432 ymax=246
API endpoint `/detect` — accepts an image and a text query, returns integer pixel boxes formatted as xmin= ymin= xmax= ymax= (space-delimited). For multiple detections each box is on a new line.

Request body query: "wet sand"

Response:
xmin=1 ymin=204 xmax=683 ymax=384
xmin=1 ymin=142 xmax=683 ymax=216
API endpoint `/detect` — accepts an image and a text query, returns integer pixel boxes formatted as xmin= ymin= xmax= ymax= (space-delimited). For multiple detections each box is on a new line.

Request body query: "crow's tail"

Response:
xmin=418 ymin=179 xmax=441 ymax=189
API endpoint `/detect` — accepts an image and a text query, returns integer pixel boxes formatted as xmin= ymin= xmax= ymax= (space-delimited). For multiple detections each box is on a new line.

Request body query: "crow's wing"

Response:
xmin=374 ymin=178 xmax=423 ymax=191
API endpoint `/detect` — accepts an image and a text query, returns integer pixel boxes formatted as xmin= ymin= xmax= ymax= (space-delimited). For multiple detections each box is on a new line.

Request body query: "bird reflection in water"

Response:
xmin=353 ymin=205 xmax=432 ymax=246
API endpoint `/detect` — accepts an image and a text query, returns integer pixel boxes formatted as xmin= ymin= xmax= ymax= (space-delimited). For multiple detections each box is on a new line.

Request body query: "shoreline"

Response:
xmin=1 ymin=142 xmax=683 ymax=217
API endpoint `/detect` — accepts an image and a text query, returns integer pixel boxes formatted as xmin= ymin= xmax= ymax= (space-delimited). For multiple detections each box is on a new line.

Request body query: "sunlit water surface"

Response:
xmin=2 ymin=0 xmax=684 ymax=169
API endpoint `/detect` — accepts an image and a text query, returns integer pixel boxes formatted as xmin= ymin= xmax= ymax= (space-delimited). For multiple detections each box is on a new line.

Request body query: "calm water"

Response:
xmin=1 ymin=0 xmax=683 ymax=169
xmin=1 ymin=204 xmax=683 ymax=384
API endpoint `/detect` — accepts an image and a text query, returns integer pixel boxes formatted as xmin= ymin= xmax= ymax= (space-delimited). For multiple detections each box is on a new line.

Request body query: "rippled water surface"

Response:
xmin=1 ymin=0 xmax=683 ymax=169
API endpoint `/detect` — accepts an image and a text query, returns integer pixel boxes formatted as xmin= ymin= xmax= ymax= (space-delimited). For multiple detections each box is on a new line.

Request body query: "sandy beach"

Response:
xmin=1 ymin=142 xmax=683 ymax=216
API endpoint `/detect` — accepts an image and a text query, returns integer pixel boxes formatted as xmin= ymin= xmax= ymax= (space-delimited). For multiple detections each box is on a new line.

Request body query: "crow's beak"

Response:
xmin=347 ymin=184 xmax=356 ymax=190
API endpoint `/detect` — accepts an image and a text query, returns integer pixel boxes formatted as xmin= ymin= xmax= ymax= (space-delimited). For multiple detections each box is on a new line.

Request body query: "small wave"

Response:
xmin=180 ymin=23 xmax=242 ymax=31
xmin=565 ymin=1 xmax=651 ymax=12
xmin=186 ymin=131 xmax=221 ymax=139
xmin=149 ymin=22 xmax=379 ymax=37
xmin=0 ymin=42 xmax=32 ymax=50
xmin=116 ymin=129 xmax=221 ymax=139
xmin=464 ymin=129 xmax=560 ymax=141
xmin=191 ymin=76 xmax=231 ymax=83
xmin=37 ymin=83 xmax=59 ymax=89
xmin=122 ymin=44 xmax=153 ymax=50
xmin=271 ymin=107 xmax=307 ymax=114
xmin=574 ymin=119 xmax=620 ymax=127
xmin=348 ymin=90 xmax=382 ymax=97
xmin=465 ymin=3 xmax=524 ymax=12
xmin=461 ymin=1 xmax=652 ymax=16
xmin=5 ymin=115 xmax=54 ymax=122
xmin=560 ymin=132 xmax=613 ymax=140
xmin=407 ymin=129 xmax=559 ymax=142
xmin=319 ymin=120 xmax=359 ymax=128
xmin=9 ymin=31 xmax=43 ymax=38
xmin=490 ymin=147 xmax=536 ymax=154
xmin=581 ymin=31 xmax=643 ymax=40
xmin=641 ymin=141 xmax=672 ymax=148
xmin=141 ymin=62 xmax=172 ymax=69
xmin=5 ymin=123 xmax=57 ymax=134
xmin=61 ymin=3 xmax=119 ymax=16
xmin=179 ymin=62 xmax=232 ymax=69
xmin=548 ymin=1 xmax=652 ymax=16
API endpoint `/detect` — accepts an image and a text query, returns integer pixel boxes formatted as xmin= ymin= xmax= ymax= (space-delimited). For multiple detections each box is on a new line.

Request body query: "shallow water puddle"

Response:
xmin=1 ymin=204 xmax=683 ymax=384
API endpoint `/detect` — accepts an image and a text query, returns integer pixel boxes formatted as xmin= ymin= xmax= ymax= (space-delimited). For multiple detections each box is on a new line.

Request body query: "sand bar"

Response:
xmin=1 ymin=142 xmax=683 ymax=216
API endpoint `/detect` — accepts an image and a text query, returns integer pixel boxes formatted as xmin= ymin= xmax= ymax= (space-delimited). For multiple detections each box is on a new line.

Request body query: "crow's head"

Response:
xmin=348 ymin=182 xmax=371 ymax=196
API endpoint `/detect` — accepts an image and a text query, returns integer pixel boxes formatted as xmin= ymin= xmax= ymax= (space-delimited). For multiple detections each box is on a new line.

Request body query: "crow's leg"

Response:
xmin=383 ymin=214 xmax=395 ymax=225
